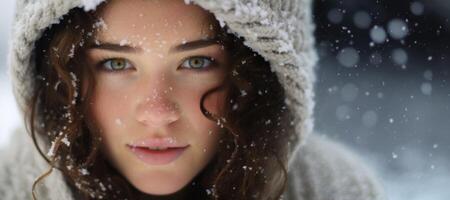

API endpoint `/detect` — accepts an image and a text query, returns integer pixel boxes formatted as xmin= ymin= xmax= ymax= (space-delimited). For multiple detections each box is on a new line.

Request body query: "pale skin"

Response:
xmin=85 ymin=0 xmax=229 ymax=198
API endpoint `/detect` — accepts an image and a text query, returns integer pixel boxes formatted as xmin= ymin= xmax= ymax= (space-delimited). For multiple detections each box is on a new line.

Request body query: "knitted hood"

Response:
xmin=9 ymin=0 xmax=318 ymax=167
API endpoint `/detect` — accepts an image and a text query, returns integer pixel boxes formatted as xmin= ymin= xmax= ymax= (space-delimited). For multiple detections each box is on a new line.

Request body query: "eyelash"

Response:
xmin=96 ymin=56 xmax=217 ymax=73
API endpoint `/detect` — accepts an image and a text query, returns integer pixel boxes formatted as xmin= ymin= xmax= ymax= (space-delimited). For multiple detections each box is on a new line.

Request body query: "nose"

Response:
xmin=135 ymin=87 xmax=180 ymax=128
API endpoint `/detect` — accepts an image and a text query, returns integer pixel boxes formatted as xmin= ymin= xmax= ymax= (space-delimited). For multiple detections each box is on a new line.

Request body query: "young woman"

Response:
xmin=0 ymin=0 xmax=385 ymax=199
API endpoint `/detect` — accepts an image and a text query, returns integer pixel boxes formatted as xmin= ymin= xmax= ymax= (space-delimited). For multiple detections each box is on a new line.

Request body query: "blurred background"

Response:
xmin=313 ymin=0 xmax=450 ymax=199
xmin=0 ymin=0 xmax=449 ymax=199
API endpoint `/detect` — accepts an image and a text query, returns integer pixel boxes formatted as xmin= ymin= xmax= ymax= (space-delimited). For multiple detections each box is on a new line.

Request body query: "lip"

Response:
xmin=128 ymin=137 xmax=189 ymax=149
xmin=127 ymin=145 xmax=189 ymax=165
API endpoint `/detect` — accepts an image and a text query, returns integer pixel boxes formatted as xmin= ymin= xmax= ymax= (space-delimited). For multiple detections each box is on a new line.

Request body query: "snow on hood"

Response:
xmin=80 ymin=0 xmax=106 ymax=11
xmin=8 ymin=0 xmax=318 ymax=167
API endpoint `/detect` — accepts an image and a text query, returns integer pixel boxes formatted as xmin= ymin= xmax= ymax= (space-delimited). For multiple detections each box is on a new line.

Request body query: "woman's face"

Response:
xmin=86 ymin=0 xmax=228 ymax=195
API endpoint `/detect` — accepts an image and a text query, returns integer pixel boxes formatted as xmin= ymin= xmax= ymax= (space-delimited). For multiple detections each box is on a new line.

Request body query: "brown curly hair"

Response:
xmin=27 ymin=2 xmax=295 ymax=200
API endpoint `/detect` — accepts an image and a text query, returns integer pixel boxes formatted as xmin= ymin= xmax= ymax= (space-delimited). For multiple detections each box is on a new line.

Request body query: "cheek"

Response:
xmin=89 ymin=83 xmax=133 ymax=137
xmin=202 ymin=88 xmax=228 ymax=116
xmin=178 ymin=72 xmax=229 ymax=117
xmin=178 ymin=87 xmax=226 ymax=164
xmin=177 ymin=82 xmax=228 ymax=147
xmin=178 ymin=81 xmax=228 ymax=122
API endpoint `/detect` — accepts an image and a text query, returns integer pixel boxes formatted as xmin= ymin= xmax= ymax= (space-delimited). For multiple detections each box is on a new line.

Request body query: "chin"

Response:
xmin=131 ymin=177 xmax=188 ymax=196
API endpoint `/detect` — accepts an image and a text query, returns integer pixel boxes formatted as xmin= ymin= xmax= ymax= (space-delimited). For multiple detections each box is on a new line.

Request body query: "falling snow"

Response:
xmin=353 ymin=11 xmax=371 ymax=29
xmin=370 ymin=25 xmax=387 ymax=44
xmin=47 ymin=140 xmax=56 ymax=157
xmin=387 ymin=19 xmax=409 ymax=40
xmin=115 ymin=118 xmax=123 ymax=126
xmin=337 ymin=47 xmax=359 ymax=67
xmin=61 ymin=136 xmax=70 ymax=147
xmin=119 ymin=39 xmax=129 ymax=46
xmin=80 ymin=168 xmax=90 ymax=176
xmin=410 ymin=2 xmax=424 ymax=16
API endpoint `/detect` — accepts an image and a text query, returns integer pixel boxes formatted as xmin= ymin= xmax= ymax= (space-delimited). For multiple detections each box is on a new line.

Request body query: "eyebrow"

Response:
xmin=88 ymin=37 xmax=220 ymax=53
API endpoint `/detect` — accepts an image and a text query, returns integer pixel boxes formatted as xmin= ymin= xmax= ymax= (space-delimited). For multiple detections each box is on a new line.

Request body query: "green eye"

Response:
xmin=181 ymin=56 xmax=214 ymax=70
xmin=102 ymin=58 xmax=133 ymax=71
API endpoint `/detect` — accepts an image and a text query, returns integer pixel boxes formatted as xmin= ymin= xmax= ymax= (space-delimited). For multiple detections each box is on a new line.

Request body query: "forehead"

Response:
xmin=95 ymin=0 xmax=218 ymax=45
